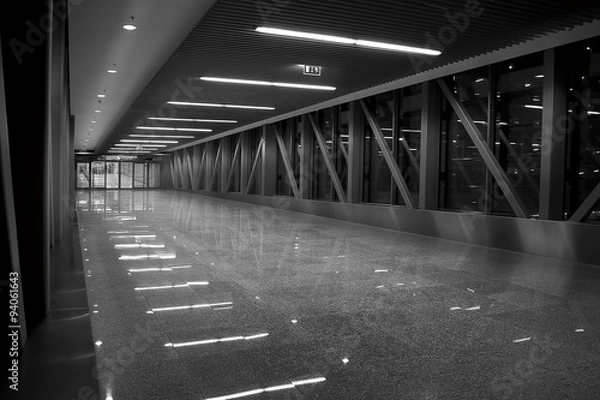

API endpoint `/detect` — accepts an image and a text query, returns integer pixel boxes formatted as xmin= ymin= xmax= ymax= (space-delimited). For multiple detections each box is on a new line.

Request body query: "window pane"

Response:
xmin=564 ymin=37 xmax=600 ymax=223
xmin=134 ymin=163 xmax=147 ymax=188
xmin=148 ymin=164 xmax=161 ymax=188
xmin=363 ymin=92 xmax=394 ymax=204
xmin=397 ymin=85 xmax=422 ymax=205
xmin=276 ymin=120 xmax=298 ymax=196
xmin=335 ymin=104 xmax=349 ymax=199
xmin=494 ymin=53 xmax=543 ymax=217
xmin=440 ymin=69 xmax=488 ymax=212
xmin=91 ymin=161 xmax=106 ymax=188
xmin=106 ymin=162 xmax=119 ymax=188
xmin=229 ymin=136 xmax=241 ymax=193
xmin=77 ymin=162 xmax=90 ymax=188
xmin=312 ymin=110 xmax=333 ymax=200
xmin=248 ymin=129 xmax=263 ymax=195
xmin=121 ymin=162 xmax=133 ymax=188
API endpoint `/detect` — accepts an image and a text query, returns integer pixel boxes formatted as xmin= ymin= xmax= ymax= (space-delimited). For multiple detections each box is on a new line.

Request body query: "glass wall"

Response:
xmin=397 ymin=85 xmax=422 ymax=205
xmin=133 ymin=163 xmax=147 ymax=188
xmin=276 ymin=118 xmax=301 ymax=196
xmin=493 ymin=53 xmax=543 ymax=217
xmin=565 ymin=37 xmax=600 ymax=223
xmin=106 ymin=162 xmax=120 ymax=189
xmin=363 ymin=91 xmax=394 ymax=204
xmin=247 ymin=128 xmax=263 ymax=195
xmin=77 ymin=162 xmax=90 ymax=188
xmin=76 ymin=160 xmax=160 ymax=189
xmin=91 ymin=161 xmax=105 ymax=188
xmin=145 ymin=36 xmax=600 ymax=225
xmin=121 ymin=162 xmax=133 ymax=188
xmin=229 ymin=134 xmax=241 ymax=193
xmin=312 ymin=109 xmax=334 ymax=200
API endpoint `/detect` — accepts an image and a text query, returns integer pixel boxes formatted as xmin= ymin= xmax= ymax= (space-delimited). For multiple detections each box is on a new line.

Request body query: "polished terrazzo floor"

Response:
xmin=76 ymin=190 xmax=600 ymax=400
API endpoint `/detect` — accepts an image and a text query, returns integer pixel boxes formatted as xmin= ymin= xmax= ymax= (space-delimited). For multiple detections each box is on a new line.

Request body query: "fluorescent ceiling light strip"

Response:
xmin=148 ymin=117 xmax=238 ymax=123
xmin=257 ymin=27 xmax=355 ymax=44
xmin=256 ymin=26 xmax=441 ymax=56
xmin=291 ymin=377 xmax=327 ymax=386
xmin=129 ymin=135 xmax=195 ymax=139
xmin=168 ymin=101 xmax=275 ymax=111
xmin=200 ymin=76 xmax=336 ymax=91
xmin=121 ymin=139 xmax=179 ymax=144
xmin=524 ymin=104 xmax=544 ymax=110
xmin=135 ymin=126 xmax=212 ymax=132
xmin=355 ymin=39 xmax=441 ymax=56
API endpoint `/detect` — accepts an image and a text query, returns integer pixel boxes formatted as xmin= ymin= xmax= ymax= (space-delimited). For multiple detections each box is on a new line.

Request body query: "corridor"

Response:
xmin=77 ymin=190 xmax=600 ymax=400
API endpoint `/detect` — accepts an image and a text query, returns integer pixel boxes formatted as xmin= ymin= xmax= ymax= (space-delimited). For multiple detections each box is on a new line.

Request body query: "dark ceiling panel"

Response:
xmin=99 ymin=0 xmax=600 ymax=153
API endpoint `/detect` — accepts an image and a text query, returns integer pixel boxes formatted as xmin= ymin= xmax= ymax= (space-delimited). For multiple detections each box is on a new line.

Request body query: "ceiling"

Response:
xmin=70 ymin=0 xmax=217 ymax=152
xmin=70 ymin=0 xmax=600 ymax=156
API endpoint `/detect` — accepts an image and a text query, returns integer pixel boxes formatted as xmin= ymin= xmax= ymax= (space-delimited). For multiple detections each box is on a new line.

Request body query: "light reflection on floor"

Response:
xmin=78 ymin=190 xmax=600 ymax=400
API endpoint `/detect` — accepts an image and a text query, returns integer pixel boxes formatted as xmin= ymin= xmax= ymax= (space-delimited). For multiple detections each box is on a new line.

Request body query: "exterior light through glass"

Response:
xmin=200 ymin=76 xmax=336 ymax=91
xmin=123 ymin=24 xmax=136 ymax=31
xmin=256 ymin=26 xmax=441 ymax=56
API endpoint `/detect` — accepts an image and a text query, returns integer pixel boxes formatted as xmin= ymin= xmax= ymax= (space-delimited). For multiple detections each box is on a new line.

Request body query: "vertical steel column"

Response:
xmin=240 ymin=131 xmax=251 ymax=193
xmin=419 ymin=82 xmax=441 ymax=210
xmin=261 ymin=125 xmax=278 ymax=196
xmin=347 ymin=101 xmax=364 ymax=203
xmin=299 ymin=115 xmax=314 ymax=199
xmin=484 ymin=65 xmax=497 ymax=214
xmin=220 ymin=137 xmax=231 ymax=193
xmin=540 ymin=48 xmax=568 ymax=220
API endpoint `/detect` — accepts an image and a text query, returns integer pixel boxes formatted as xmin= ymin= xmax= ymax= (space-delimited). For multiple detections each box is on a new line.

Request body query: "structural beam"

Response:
xmin=226 ymin=136 xmax=241 ymax=192
xmin=209 ymin=142 xmax=222 ymax=191
xmin=184 ymin=148 xmax=194 ymax=189
xmin=299 ymin=115 xmax=313 ymax=199
xmin=308 ymin=113 xmax=347 ymax=203
xmin=274 ymin=125 xmax=301 ymax=198
xmin=569 ymin=183 xmax=600 ymax=222
xmin=245 ymin=138 xmax=264 ymax=194
xmin=360 ymin=100 xmax=415 ymax=208
xmin=438 ymin=79 xmax=529 ymax=218
xmin=540 ymin=48 xmax=568 ymax=220
xmin=419 ymin=82 xmax=441 ymax=209
xmin=240 ymin=132 xmax=251 ymax=194
xmin=347 ymin=101 xmax=364 ymax=203
xmin=261 ymin=125 xmax=277 ymax=196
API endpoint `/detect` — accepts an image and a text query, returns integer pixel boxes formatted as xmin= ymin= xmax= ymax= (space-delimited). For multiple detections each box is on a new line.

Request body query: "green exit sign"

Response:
xmin=304 ymin=65 xmax=322 ymax=76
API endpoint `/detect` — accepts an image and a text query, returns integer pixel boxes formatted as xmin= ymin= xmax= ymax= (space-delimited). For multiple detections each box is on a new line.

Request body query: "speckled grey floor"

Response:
xmin=77 ymin=189 xmax=600 ymax=400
